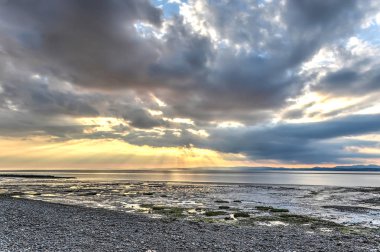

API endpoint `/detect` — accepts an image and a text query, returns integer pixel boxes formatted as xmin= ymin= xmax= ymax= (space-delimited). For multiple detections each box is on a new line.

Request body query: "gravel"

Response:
xmin=0 ymin=196 xmax=379 ymax=252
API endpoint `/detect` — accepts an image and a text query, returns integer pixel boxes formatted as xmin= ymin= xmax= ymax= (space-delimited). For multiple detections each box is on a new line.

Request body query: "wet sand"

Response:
xmin=1 ymin=179 xmax=379 ymax=228
xmin=0 ymin=196 xmax=379 ymax=252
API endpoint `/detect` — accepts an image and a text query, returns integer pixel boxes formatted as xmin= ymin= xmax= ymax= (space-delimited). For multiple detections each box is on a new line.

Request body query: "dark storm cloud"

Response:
xmin=0 ymin=79 xmax=99 ymax=117
xmin=0 ymin=109 xmax=85 ymax=138
xmin=149 ymin=16 xmax=213 ymax=82
xmin=283 ymin=0 xmax=362 ymax=67
xmin=109 ymin=113 xmax=380 ymax=164
xmin=124 ymin=129 xmax=200 ymax=148
xmin=0 ymin=0 xmax=163 ymax=89
xmin=316 ymin=65 xmax=380 ymax=96
xmin=324 ymin=70 xmax=359 ymax=85
xmin=282 ymin=109 xmax=305 ymax=119
xmin=267 ymin=114 xmax=380 ymax=140
xmin=123 ymin=107 xmax=167 ymax=129
xmin=285 ymin=0 xmax=358 ymax=31
xmin=206 ymin=114 xmax=380 ymax=163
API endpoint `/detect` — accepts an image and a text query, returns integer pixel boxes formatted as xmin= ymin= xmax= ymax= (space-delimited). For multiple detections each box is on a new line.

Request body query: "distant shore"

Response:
xmin=0 ymin=196 xmax=379 ymax=252
xmin=1 ymin=170 xmax=379 ymax=187
xmin=0 ymin=174 xmax=74 ymax=179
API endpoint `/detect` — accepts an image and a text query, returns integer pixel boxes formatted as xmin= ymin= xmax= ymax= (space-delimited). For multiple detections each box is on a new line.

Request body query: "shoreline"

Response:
xmin=0 ymin=174 xmax=74 ymax=179
xmin=2 ymin=175 xmax=380 ymax=188
xmin=1 ymin=196 xmax=379 ymax=251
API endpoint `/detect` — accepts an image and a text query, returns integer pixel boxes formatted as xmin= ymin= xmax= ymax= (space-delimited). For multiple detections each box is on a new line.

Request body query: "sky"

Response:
xmin=0 ymin=0 xmax=380 ymax=170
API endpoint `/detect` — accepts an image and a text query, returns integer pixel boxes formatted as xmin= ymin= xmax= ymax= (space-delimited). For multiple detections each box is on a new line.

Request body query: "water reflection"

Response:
xmin=7 ymin=171 xmax=379 ymax=187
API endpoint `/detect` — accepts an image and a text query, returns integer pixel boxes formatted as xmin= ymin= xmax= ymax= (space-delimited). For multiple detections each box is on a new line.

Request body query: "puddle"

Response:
xmin=258 ymin=221 xmax=289 ymax=227
xmin=320 ymin=228 xmax=333 ymax=232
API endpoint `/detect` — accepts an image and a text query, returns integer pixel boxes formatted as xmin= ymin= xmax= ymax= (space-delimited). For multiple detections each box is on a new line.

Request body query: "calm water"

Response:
xmin=3 ymin=170 xmax=380 ymax=187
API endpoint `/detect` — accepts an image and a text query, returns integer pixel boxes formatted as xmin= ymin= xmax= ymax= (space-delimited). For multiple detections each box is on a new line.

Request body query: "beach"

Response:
xmin=1 ymin=175 xmax=379 ymax=251
xmin=1 ymin=196 xmax=379 ymax=252
xmin=1 ymin=175 xmax=379 ymax=227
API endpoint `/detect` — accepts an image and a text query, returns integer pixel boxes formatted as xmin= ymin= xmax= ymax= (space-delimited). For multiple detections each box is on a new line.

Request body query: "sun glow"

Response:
xmin=282 ymin=92 xmax=366 ymax=122
xmin=0 ymin=137 xmax=247 ymax=170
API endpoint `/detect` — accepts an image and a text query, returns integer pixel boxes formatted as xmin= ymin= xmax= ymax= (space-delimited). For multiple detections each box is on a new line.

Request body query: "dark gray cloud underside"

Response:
xmin=207 ymin=114 xmax=380 ymax=163
xmin=0 ymin=0 xmax=379 ymax=164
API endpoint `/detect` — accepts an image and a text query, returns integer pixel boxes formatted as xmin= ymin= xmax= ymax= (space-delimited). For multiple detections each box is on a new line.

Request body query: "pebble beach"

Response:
xmin=1 ymin=196 xmax=379 ymax=251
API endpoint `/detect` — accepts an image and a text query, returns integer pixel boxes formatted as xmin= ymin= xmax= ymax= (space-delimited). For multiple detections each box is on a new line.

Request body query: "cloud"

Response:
xmin=99 ymin=112 xmax=380 ymax=164
xmin=0 ymin=109 xmax=85 ymax=138
xmin=282 ymin=108 xmax=305 ymax=120
xmin=0 ymin=77 xmax=99 ymax=117
xmin=307 ymin=35 xmax=380 ymax=97
xmin=1 ymin=0 xmax=373 ymax=121
xmin=123 ymin=107 xmax=167 ymax=129
xmin=206 ymin=114 xmax=380 ymax=163
xmin=0 ymin=0 xmax=380 ymax=165
xmin=317 ymin=65 xmax=380 ymax=96
xmin=0 ymin=0 xmax=163 ymax=89
xmin=158 ymin=0 xmax=374 ymax=121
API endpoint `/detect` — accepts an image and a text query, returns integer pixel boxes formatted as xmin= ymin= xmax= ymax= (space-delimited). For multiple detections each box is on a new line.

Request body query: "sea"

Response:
xmin=1 ymin=169 xmax=379 ymax=187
